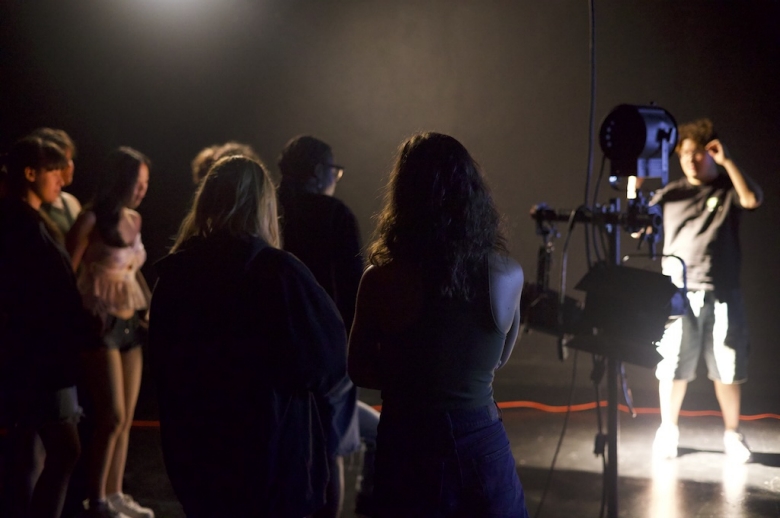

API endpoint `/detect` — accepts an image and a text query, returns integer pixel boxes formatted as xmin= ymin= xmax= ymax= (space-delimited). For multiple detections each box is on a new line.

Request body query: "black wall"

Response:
xmin=3 ymin=1 xmax=778 ymax=400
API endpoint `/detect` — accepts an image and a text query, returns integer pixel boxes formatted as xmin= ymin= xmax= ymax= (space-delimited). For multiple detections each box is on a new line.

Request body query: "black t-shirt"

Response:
xmin=650 ymin=173 xmax=743 ymax=292
xmin=277 ymin=181 xmax=364 ymax=456
xmin=277 ymin=182 xmax=363 ymax=331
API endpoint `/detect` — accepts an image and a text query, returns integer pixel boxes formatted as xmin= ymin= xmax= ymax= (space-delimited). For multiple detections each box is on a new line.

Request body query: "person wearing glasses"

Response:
xmin=651 ymin=119 xmax=762 ymax=463
xmin=277 ymin=135 xmax=379 ymax=517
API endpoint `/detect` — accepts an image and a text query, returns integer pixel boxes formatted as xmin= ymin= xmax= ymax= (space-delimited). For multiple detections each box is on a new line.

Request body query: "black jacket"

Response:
xmin=0 ymin=198 xmax=95 ymax=392
xmin=149 ymin=234 xmax=347 ymax=517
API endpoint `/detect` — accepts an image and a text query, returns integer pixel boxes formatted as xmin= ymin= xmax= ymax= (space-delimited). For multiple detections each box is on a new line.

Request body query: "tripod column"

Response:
xmin=606 ymin=356 xmax=619 ymax=518
xmin=606 ymin=198 xmax=621 ymax=518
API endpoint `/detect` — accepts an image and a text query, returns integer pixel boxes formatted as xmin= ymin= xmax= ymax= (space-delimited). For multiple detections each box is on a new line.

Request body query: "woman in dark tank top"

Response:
xmin=348 ymin=133 xmax=529 ymax=517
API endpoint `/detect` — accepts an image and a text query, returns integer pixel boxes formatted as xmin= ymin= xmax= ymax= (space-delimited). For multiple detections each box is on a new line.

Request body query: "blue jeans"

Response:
xmin=374 ymin=403 xmax=529 ymax=518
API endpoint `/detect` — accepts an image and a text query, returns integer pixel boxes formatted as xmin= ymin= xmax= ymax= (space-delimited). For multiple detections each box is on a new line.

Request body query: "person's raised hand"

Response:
xmin=705 ymin=139 xmax=730 ymax=166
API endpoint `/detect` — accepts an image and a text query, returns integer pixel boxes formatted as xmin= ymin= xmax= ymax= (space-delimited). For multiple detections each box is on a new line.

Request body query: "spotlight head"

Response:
xmin=599 ymin=104 xmax=678 ymax=184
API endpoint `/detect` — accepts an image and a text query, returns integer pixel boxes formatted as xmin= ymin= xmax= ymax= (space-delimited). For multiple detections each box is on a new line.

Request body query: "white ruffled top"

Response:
xmin=77 ymin=232 xmax=148 ymax=318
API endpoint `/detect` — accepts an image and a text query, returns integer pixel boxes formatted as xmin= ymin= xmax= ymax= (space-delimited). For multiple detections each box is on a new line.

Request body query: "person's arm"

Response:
xmin=489 ymin=253 xmax=524 ymax=369
xmin=706 ymin=139 xmax=763 ymax=209
xmin=348 ymin=266 xmax=382 ymax=389
xmin=66 ymin=210 xmax=96 ymax=271
xmin=497 ymin=306 xmax=521 ymax=369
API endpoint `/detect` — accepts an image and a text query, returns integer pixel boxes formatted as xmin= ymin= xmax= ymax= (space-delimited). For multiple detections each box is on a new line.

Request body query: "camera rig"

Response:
xmin=521 ymin=104 xmax=682 ymax=518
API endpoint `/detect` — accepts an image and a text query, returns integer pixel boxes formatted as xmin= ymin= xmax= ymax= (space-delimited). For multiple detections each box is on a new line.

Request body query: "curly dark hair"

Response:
xmin=191 ymin=141 xmax=261 ymax=184
xmin=675 ymin=118 xmax=717 ymax=153
xmin=368 ymin=132 xmax=506 ymax=300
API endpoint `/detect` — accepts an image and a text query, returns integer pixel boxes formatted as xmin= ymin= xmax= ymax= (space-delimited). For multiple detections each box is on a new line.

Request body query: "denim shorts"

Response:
xmin=656 ymin=289 xmax=749 ymax=384
xmin=374 ymin=403 xmax=530 ymax=518
xmin=7 ymin=385 xmax=83 ymax=428
xmin=102 ymin=313 xmax=142 ymax=352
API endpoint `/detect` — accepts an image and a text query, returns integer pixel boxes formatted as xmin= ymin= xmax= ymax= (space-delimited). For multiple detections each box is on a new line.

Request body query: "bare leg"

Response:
xmin=714 ymin=381 xmax=741 ymax=431
xmin=29 ymin=421 xmax=81 ymax=518
xmin=658 ymin=379 xmax=688 ymax=426
xmin=83 ymin=348 xmax=125 ymax=501
xmin=106 ymin=347 xmax=143 ymax=495
xmin=6 ymin=428 xmax=45 ymax=517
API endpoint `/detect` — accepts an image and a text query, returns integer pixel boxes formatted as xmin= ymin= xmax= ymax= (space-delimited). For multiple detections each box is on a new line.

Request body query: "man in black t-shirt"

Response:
xmin=277 ymin=136 xmax=380 ymax=517
xmin=651 ymin=119 xmax=762 ymax=463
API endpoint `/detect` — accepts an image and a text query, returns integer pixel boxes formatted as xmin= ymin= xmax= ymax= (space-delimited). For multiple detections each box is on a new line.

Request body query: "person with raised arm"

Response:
xmin=651 ymin=119 xmax=763 ymax=463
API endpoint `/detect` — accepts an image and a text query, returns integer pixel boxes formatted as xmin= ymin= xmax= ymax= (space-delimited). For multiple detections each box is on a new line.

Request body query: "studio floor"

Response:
xmin=3 ymin=341 xmax=779 ymax=518
xmin=79 ymin=401 xmax=780 ymax=518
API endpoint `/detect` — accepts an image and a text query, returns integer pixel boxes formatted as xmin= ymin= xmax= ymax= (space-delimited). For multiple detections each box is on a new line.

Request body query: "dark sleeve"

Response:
xmin=35 ymin=223 xmax=99 ymax=351
xmin=331 ymin=205 xmax=364 ymax=331
xmin=649 ymin=187 xmax=666 ymax=207
xmin=263 ymin=251 xmax=349 ymax=397
xmin=2 ymin=215 xmax=97 ymax=388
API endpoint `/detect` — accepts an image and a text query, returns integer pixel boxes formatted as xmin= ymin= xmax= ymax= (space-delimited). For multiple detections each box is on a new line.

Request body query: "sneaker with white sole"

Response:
xmin=652 ymin=424 xmax=679 ymax=459
xmin=723 ymin=430 xmax=752 ymax=463
xmin=107 ymin=493 xmax=155 ymax=518
xmin=79 ymin=499 xmax=129 ymax=518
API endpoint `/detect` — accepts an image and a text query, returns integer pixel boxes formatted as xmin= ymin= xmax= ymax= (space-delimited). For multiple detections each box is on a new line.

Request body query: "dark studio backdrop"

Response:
xmin=2 ymin=0 xmax=779 ymax=411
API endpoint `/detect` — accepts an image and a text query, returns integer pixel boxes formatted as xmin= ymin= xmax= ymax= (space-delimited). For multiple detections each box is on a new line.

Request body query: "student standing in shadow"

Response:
xmin=150 ymin=156 xmax=347 ymax=517
xmin=0 ymin=136 xmax=93 ymax=518
xmin=277 ymin=136 xmax=380 ymax=517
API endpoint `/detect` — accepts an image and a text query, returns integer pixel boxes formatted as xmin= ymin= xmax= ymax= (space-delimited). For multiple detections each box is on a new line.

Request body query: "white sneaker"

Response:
xmin=80 ymin=499 xmax=130 ymax=518
xmin=652 ymin=424 xmax=679 ymax=459
xmin=723 ymin=430 xmax=752 ymax=463
xmin=107 ymin=493 xmax=155 ymax=518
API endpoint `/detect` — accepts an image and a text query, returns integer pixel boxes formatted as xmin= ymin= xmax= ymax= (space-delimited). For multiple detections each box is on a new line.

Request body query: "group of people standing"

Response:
xmin=1 ymin=130 xmax=530 ymax=518
xmin=0 ymin=131 xmax=154 ymax=518
xmin=151 ymin=133 xmax=529 ymax=518
xmin=1 ymin=117 xmax=759 ymax=518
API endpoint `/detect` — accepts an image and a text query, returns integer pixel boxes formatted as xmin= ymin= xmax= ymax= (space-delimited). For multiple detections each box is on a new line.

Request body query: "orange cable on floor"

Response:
xmin=494 ymin=400 xmax=780 ymax=420
xmin=1 ymin=400 xmax=777 ymax=436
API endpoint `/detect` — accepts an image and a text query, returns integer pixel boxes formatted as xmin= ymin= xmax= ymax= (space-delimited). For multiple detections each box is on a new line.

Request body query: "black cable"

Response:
xmin=533 ymin=350 xmax=579 ymax=518
xmin=598 ymin=222 xmax=610 ymax=264
xmin=537 ymin=2 xmax=598 ymax=516
xmin=590 ymin=155 xmax=607 ymax=264
xmin=583 ymin=0 xmax=598 ymax=268
xmin=534 ymin=208 xmax=581 ymax=518
xmin=558 ymin=206 xmax=583 ymax=319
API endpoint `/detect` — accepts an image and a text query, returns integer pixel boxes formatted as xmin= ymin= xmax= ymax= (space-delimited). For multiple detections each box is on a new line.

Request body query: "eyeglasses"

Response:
xmin=321 ymin=163 xmax=344 ymax=182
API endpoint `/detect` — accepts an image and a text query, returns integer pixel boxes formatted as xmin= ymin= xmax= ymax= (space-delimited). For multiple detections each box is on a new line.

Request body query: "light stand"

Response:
xmin=530 ymin=201 xmax=672 ymax=518
xmin=521 ymin=103 xmax=680 ymax=518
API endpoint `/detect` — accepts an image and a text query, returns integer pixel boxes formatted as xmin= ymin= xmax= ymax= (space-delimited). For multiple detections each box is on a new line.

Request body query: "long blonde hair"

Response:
xmin=172 ymin=156 xmax=280 ymax=251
